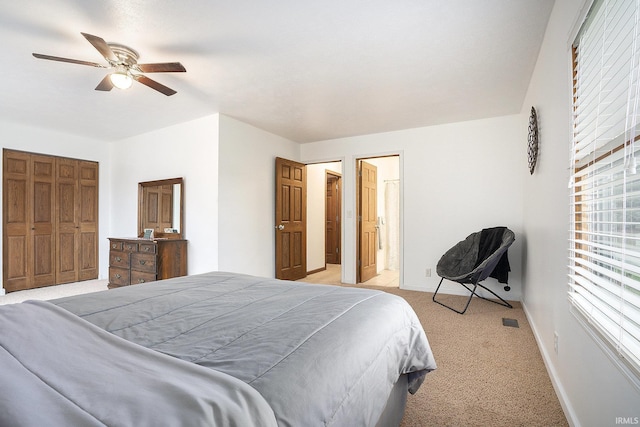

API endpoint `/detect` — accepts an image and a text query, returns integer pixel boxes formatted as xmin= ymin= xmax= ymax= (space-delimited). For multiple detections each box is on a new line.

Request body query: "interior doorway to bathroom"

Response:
xmin=356 ymin=155 xmax=400 ymax=288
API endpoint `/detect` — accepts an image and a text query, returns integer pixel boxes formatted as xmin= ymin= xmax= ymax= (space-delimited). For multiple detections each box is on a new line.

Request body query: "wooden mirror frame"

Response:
xmin=138 ymin=177 xmax=184 ymax=239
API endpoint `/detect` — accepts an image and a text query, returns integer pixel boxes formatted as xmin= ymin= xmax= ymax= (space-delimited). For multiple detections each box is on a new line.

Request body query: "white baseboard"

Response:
xmin=521 ymin=301 xmax=579 ymax=427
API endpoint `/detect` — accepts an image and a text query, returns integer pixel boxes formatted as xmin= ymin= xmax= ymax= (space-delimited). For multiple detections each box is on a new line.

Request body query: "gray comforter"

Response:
xmin=0 ymin=299 xmax=277 ymax=427
xmin=10 ymin=272 xmax=435 ymax=426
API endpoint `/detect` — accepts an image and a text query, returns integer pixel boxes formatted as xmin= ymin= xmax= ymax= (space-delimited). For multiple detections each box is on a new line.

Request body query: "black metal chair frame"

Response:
xmin=432 ymin=229 xmax=514 ymax=315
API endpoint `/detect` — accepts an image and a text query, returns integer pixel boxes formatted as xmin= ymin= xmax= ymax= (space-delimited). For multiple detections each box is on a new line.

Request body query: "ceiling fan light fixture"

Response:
xmin=110 ymin=70 xmax=133 ymax=90
xmin=33 ymin=32 xmax=186 ymax=96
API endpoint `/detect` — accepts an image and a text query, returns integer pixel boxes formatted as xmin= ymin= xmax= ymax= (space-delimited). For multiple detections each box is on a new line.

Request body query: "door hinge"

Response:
xmin=336 ymin=247 xmax=339 ymax=254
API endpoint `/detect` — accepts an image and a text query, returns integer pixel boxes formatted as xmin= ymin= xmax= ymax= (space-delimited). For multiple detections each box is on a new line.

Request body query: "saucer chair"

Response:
xmin=432 ymin=227 xmax=515 ymax=314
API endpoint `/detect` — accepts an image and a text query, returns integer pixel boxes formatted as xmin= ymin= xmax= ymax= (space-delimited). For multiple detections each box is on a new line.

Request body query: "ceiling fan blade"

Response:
xmin=137 ymin=62 xmax=186 ymax=73
xmin=81 ymin=32 xmax=118 ymax=62
xmin=134 ymin=75 xmax=177 ymax=96
xmin=95 ymin=75 xmax=114 ymax=91
xmin=32 ymin=53 xmax=106 ymax=68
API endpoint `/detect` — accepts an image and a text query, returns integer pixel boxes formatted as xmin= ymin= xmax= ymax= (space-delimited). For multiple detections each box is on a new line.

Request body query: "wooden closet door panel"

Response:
xmin=78 ymin=161 xmax=98 ymax=280
xmin=56 ymin=158 xmax=79 ymax=283
xmin=3 ymin=151 xmax=30 ymax=291
xmin=3 ymin=150 xmax=99 ymax=292
xmin=31 ymin=155 xmax=56 ymax=288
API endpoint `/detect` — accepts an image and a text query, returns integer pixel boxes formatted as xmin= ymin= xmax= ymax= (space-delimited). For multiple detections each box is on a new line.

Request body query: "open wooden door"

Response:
xmin=358 ymin=160 xmax=378 ymax=283
xmin=325 ymin=171 xmax=341 ymax=264
xmin=275 ymin=157 xmax=307 ymax=280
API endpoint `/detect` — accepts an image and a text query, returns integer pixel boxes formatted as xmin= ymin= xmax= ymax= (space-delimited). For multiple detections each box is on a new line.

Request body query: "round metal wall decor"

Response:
xmin=527 ymin=106 xmax=539 ymax=174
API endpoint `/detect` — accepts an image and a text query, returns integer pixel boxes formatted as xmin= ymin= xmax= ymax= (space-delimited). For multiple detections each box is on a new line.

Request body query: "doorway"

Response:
xmin=356 ymin=155 xmax=400 ymax=287
xmin=305 ymin=161 xmax=343 ymax=281
xmin=325 ymin=171 xmax=341 ymax=265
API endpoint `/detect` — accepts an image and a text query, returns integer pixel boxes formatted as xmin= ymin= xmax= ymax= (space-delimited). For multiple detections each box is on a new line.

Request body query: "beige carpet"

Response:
xmin=386 ymin=289 xmax=567 ymax=427
xmin=304 ymin=266 xmax=568 ymax=426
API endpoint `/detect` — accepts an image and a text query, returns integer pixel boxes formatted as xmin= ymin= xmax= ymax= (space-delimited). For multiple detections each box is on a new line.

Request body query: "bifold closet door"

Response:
xmin=56 ymin=157 xmax=79 ymax=283
xmin=77 ymin=160 xmax=98 ymax=281
xmin=56 ymin=158 xmax=98 ymax=284
xmin=3 ymin=151 xmax=56 ymax=292
xmin=3 ymin=150 xmax=98 ymax=292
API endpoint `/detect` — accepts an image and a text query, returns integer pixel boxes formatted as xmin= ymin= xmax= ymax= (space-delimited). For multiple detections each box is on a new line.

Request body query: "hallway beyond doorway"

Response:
xmin=298 ymin=264 xmax=399 ymax=288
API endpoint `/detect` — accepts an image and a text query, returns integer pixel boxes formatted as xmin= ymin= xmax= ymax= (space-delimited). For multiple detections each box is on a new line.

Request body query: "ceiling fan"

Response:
xmin=32 ymin=32 xmax=186 ymax=96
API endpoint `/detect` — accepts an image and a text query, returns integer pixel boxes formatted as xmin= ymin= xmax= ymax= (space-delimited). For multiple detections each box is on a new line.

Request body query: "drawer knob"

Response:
xmin=138 ymin=279 xmax=145 ymax=283
xmin=115 ymin=273 xmax=121 ymax=279
xmin=139 ymin=260 xmax=146 ymax=265
xmin=112 ymin=244 xmax=117 ymax=248
xmin=115 ymin=256 xmax=122 ymax=262
xmin=144 ymin=247 xmax=151 ymax=252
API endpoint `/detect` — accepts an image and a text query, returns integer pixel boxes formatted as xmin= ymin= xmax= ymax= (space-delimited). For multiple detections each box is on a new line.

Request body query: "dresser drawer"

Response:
xmin=122 ymin=241 xmax=138 ymax=252
xmin=138 ymin=243 xmax=157 ymax=254
xmin=109 ymin=267 xmax=129 ymax=287
xmin=131 ymin=252 xmax=157 ymax=273
xmin=110 ymin=241 xmax=123 ymax=251
xmin=109 ymin=251 xmax=130 ymax=268
xmin=131 ymin=270 xmax=157 ymax=285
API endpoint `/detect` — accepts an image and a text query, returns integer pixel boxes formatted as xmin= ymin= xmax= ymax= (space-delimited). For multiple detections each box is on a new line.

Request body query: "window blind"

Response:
xmin=570 ymin=0 xmax=640 ymax=380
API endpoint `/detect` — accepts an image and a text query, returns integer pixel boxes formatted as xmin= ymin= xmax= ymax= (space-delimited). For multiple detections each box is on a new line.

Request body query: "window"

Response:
xmin=570 ymin=0 xmax=640 ymax=381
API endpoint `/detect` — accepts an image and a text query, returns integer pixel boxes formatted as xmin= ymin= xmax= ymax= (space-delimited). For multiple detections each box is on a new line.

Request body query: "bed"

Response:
xmin=0 ymin=271 xmax=436 ymax=426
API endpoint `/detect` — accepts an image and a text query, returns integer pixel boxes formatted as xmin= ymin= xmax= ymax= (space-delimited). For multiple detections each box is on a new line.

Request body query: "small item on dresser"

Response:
xmin=143 ymin=228 xmax=154 ymax=239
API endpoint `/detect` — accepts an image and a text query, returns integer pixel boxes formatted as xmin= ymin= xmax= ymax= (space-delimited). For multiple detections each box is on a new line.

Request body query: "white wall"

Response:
xmin=521 ymin=0 xmax=640 ymax=424
xmin=0 ymin=121 xmax=111 ymax=291
xmin=300 ymin=115 xmax=524 ymax=300
xmin=0 ymin=113 xmax=297 ymax=289
xmin=217 ymin=114 xmax=299 ymax=277
xmin=306 ymin=161 xmax=342 ymax=272
xmin=110 ymin=114 xmax=220 ymax=275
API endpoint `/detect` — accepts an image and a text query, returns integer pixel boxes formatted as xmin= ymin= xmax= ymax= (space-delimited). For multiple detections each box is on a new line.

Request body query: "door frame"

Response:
xmin=354 ymin=153 xmax=402 ymax=286
xmin=294 ymin=159 xmax=345 ymax=279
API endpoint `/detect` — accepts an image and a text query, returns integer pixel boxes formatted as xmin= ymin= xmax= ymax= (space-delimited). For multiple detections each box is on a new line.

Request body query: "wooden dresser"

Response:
xmin=108 ymin=238 xmax=187 ymax=289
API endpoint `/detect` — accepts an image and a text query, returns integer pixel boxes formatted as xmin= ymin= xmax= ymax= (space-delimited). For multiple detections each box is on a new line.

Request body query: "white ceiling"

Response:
xmin=0 ymin=0 xmax=555 ymax=143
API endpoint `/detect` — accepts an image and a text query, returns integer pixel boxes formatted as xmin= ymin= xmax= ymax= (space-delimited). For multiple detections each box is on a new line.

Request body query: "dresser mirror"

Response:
xmin=138 ymin=177 xmax=184 ymax=239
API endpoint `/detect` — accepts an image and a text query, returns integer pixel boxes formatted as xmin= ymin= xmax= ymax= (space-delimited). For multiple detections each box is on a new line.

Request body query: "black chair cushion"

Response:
xmin=436 ymin=227 xmax=514 ymax=285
